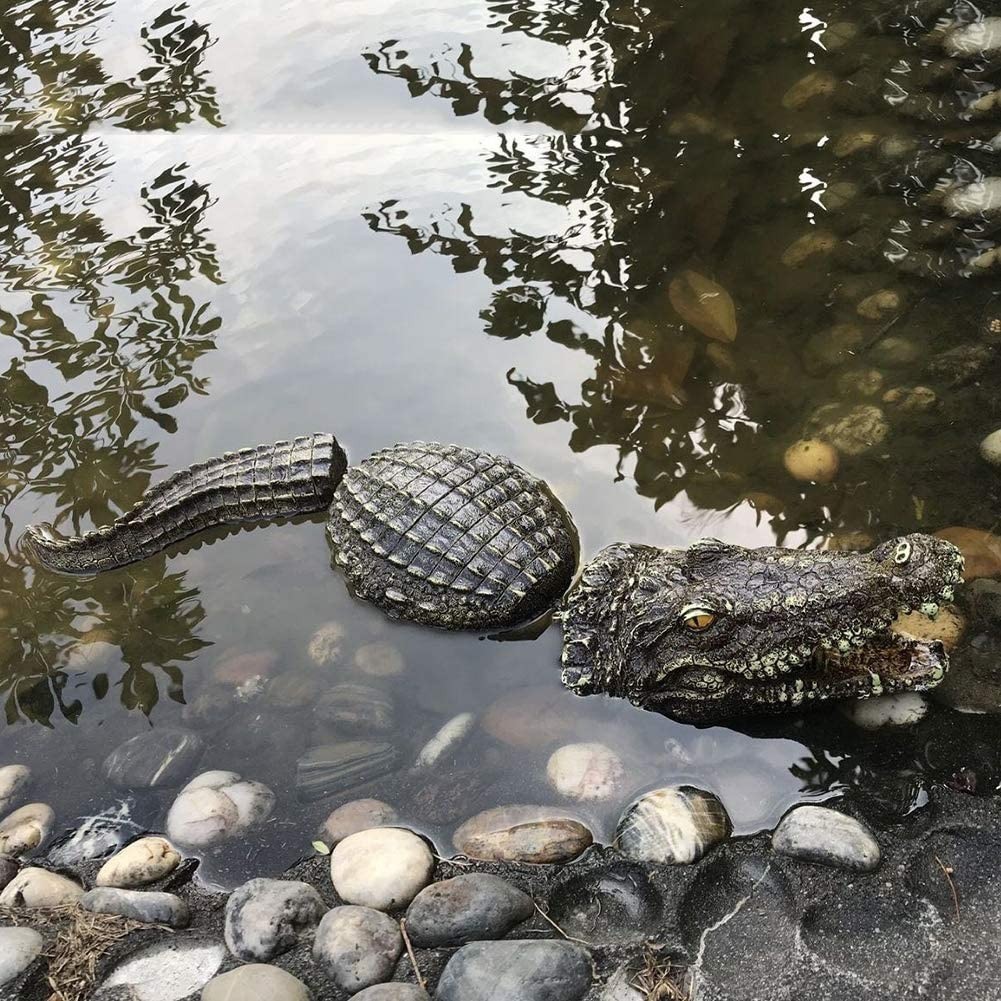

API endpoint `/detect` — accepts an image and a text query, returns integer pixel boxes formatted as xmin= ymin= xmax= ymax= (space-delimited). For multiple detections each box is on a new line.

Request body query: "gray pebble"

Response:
xmin=312 ymin=904 xmax=402 ymax=993
xmin=201 ymin=964 xmax=312 ymax=1001
xmin=224 ymin=878 xmax=325 ymax=962
xmin=81 ymin=887 xmax=190 ymax=928
xmin=0 ymin=926 xmax=43 ymax=986
xmin=353 ymin=986 xmax=430 ymax=1000
xmin=405 ymin=873 xmax=533 ymax=947
xmin=103 ymin=729 xmax=204 ymax=789
xmin=436 ymin=940 xmax=592 ymax=1001
xmin=772 ymin=805 xmax=880 ymax=871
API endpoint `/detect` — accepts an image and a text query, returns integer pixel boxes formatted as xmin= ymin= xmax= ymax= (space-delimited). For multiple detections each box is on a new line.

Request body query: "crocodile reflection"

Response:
xmin=365 ymin=0 xmax=1001 ymax=539
xmin=0 ymin=1 xmax=222 ymax=722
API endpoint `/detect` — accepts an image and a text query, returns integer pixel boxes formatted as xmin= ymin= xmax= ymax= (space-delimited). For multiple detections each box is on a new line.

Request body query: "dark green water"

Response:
xmin=3 ymin=0 xmax=1001 ymax=883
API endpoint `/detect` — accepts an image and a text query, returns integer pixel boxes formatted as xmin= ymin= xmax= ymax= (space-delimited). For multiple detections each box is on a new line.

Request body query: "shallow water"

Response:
xmin=3 ymin=0 xmax=1001 ymax=884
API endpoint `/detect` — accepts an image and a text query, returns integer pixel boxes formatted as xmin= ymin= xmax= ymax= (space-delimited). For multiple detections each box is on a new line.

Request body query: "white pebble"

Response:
xmin=0 ymin=867 xmax=84 ymax=907
xmin=546 ymin=742 xmax=626 ymax=802
xmin=416 ymin=713 xmax=476 ymax=769
xmin=840 ymin=693 xmax=929 ymax=729
xmin=330 ymin=828 xmax=434 ymax=911
xmin=0 ymin=803 xmax=54 ymax=856
xmin=96 ymin=836 xmax=182 ymax=887
xmin=945 ymin=17 xmax=1001 ymax=56
xmin=943 ymin=178 xmax=1001 ymax=218
xmin=772 ymin=805 xmax=880 ymax=871
xmin=980 ymin=428 xmax=1001 ymax=467
xmin=0 ymin=765 xmax=30 ymax=813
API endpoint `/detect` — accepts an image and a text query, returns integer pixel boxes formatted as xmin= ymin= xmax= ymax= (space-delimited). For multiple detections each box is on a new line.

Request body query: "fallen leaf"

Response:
xmin=668 ymin=270 xmax=737 ymax=342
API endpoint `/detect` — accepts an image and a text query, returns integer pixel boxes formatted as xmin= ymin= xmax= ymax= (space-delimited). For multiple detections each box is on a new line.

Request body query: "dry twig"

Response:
xmin=628 ymin=946 xmax=692 ymax=1001
xmin=399 ymin=917 xmax=427 ymax=991
xmin=531 ymin=900 xmax=592 ymax=947
xmin=934 ymin=854 xmax=960 ymax=921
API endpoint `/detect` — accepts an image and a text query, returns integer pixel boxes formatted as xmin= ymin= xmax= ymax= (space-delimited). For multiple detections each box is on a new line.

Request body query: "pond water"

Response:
xmin=3 ymin=0 xmax=1001 ymax=886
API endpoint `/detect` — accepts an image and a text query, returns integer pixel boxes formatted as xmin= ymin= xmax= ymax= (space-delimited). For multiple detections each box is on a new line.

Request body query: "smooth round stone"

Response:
xmin=807 ymin=403 xmax=889 ymax=456
xmin=103 ymin=939 xmax=226 ymax=1001
xmin=353 ymin=987 xmax=430 ymax=1001
xmin=945 ymin=17 xmax=1001 ymax=56
xmin=296 ymin=742 xmax=399 ymax=802
xmin=0 ymin=765 xmax=30 ymax=813
xmin=891 ymin=605 xmax=966 ymax=652
xmin=935 ymin=527 xmax=1001 ymax=580
xmin=0 ymin=803 xmax=54 ymax=856
xmin=103 ymin=728 xmax=205 ymax=789
xmin=0 ymin=866 xmax=84 ymax=907
xmin=615 ymin=787 xmax=731 ymax=865
xmin=783 ymin=440 xmax=838 ymax=484
xmin=981 ymin=428 xmax=1001 ymax=467
xmin=268 ymin=671 xmax=322 ymax=709
xmin=308 ymin=621 xmax=345 ymax=666
xmin=405 ymin=873 xmax=534 ymax=947
xmin=840 ymin=693 xmax=929 ymax=729
xmin=330 ymin=828 xmax=434 ymax=911
xmin=312 ymin=905 xmax=402 ymax=992
xmin=166 ymin=772 xmax=274 ymax=848
xmin=548 ymin=862 xmax=662 ymax=944
xmin=943 ymin=178 xmax=1001 ymax=217
xmin=316 ymin=683 xmax=395 ymax=733
xmin=353 ymin=641 xmax=405 ymax=677
xmin=454 ymin=806 xmax=593 ymax=864
xmin=82 ymin=887 xmax=190 ymax=927
xmin=224 ymin=878 xmax=325 ymax=962
xmin=482 ymin=686 xmax=588 ymax=750
xmin=416 ymin=713 xmax=476 ymax=770
xmin=546 ymin=742 xmax=626 ymax=802
xmin=436 ymin=940 xmax=592 ymax=1001
xmin=323 ymin=799 xmax=399 ymax=844
xmin=772 ymin=806 xmax=880 ymax=871
xmin=0 ymin=926 xmax=43 ymax=986
xmin=202 ymin=964 xmax=312 ymax=1001
xmin=871 ymin=335 xmax=921 ymax=367
xmin=97 ymin=837 xmax=182 ymax=887
xmin=212 ymin=649 xmax=278 ymax=685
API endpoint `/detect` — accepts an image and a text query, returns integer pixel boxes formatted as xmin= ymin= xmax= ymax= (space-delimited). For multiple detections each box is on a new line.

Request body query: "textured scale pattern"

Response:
xmin=23 ymin=435 xmax=346 ymax=574
xmin=327 ymin=441 xmax=578 ymax=630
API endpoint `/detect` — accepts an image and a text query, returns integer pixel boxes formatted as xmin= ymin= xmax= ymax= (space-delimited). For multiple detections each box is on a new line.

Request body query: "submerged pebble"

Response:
xmin=82 ymin=887 xmax=190 ymax=927
xmin=296 ymin=741 xmax=399 ymax=802
xmin=935 ymin=527 xmax=1001 ymax=580
xmin=840 ymin=693 xmax=929 ymax=729
xmin=166 ymin=771 xmax=274 ymax=848
xmin=772 ymin=805 xmax=880 ymax=871
xmin=330 ymin=827 xmax=434 ymax=911
xmin=546 ymin=742 xmax=626 ymax=802
xmin=454 ymin=805 xmax=593 ymax=864
xmin=316 ymin=683 xmax=395 ymax=733
xmin=943 ymin=178 xmax=1001 ymax=218
xmin=783 ymin=439 xmax=839 ymax=484
xmin=615 ymin=786 xmax=731 ymax=865
xmin=405 ymin=873 xmax=534 ymax=947
xmin=0 ymin=803 xmax=54 ymax=856
xmin=225 ymin=878 xmax=325 ymax=962
xmin=945 ymin=18 xmax=1001 ymax=57
xmin=47 ymin=801 xmax=140 ymax=866
xmin=353 ymin=641 xmax=405 ymax=677
xmin=312 ymin=905 xmax=402 ymax=992
xmin=0 ymin=866 xmax=83 ymax=907
xmin=102 ymin=728 xmax=205 ymax=789
xmin=212 ymin=649 xmax=278 ymax=685
xmin=323 ymin=799 xmax=399 ymax=844
xmin=202 ymin=964 xmax=312 ymax=1001
xmin=0 ymin=765 xmax=30 ymax=813
xmin=807 ymin=403 xmax=889 ymax=456
xmin=980 ymin=428 xmax=1001 ymax=467
xmin=416 ymin=713 xmax=476 ymax=769
xmin=308 ymin=621 xmax=345 ymax=666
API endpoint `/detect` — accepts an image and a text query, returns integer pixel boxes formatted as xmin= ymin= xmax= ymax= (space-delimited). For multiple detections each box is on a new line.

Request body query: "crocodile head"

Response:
xmin=559 ymin=534 xmax=964 ymax=723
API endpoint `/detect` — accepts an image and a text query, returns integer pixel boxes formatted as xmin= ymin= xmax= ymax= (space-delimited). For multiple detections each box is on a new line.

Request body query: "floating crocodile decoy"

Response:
xmin=22 ymin=434 xmax=964 ymax=722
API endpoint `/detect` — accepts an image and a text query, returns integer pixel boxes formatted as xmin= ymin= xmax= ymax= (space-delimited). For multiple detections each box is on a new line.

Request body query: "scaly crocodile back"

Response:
xmin=23 ymin=434 xmax=347 ymax=574
xmin=327 ymin=441 xmax=579 ymax=630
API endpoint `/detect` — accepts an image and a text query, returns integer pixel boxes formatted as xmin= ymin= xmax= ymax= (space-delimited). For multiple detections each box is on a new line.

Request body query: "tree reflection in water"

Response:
xmin=364 ymin=0 xmax=1001 ymax=535
xmin=0 ymin=2 xmax=222 ymax=724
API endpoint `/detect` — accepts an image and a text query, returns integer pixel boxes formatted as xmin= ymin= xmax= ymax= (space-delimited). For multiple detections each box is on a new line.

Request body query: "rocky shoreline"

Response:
xmin=3 ymin=785 xmax=1001 ymax=1000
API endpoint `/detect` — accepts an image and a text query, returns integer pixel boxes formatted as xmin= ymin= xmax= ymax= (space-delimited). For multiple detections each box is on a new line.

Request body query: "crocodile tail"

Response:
xmin=22 ymin=433 xmax=348 ymax=575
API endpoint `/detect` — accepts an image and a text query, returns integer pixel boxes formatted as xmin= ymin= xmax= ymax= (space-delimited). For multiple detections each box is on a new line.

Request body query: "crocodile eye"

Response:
xmin=893 ymin=540 xmax=912 ymax=565
xmin=681 ymin=605 xmax=716 ymax=632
